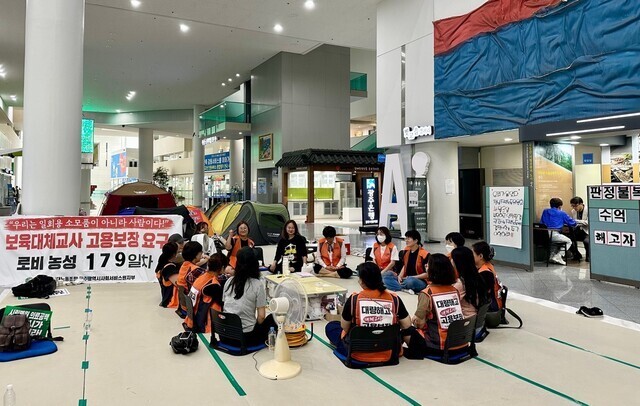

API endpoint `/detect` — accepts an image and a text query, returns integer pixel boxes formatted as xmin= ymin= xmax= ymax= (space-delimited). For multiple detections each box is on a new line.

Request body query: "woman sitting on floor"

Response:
xmin=382 ymin=229 xmax=430 ymax=293
xmin=412 ymin=253 xmax=465 ymax=355
xmin=325 ymin=262 xmax=412 ymax=364
xmin=155 ymin=242 xmax=179 ymax=308
xmin=176 ymin=241 xmax=207 ymax=317
xmin=225 ymin=221 xmax=255 ymax=274
xmin=472 ymin=241 xmax=502 ymax=313
xmin=270 ymin=219 xmax=308 ymax=274
xmin=450 ymin=246 xmax=488 ymax=318
xmin=221 ymin=247 xmax=276 ymax=347
xmin=366 ymin=226 xmax=399 ymax=273
xmin=186 ymin=253 xmax=227 ymax=333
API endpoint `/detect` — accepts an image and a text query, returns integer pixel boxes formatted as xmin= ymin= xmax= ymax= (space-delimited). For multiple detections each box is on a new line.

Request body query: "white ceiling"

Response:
xmin=0 ymin=0 xmax=380 ymax=118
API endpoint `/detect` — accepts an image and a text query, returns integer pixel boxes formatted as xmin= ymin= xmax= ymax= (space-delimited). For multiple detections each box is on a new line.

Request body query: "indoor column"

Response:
xmin=192 ymin=105 xmax=205 ymax=208
xmin=22 ymin=0 xmax=85 ymax=215
xmin=138 ymin=128 xmax=154 ymax=182
xmin=229 ymin=139 xmax=243 ymax=192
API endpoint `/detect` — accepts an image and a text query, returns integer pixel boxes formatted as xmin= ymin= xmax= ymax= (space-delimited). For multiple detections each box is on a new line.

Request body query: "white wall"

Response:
xmin=154 ymin=136 xmax=188 ymax=158
xmin=480 ymin=144 xmax=522 ymax=185
xmin=350 ymin=48 xmax=376 ymax=120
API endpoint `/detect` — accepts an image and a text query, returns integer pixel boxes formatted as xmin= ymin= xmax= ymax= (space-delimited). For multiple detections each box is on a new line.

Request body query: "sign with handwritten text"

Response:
xmin=489 ymin=187 xmax=525 ymax=249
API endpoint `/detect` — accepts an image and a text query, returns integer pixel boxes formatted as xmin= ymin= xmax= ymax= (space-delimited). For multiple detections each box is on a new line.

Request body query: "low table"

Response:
xmin=265 ymin=274 xmax=348 ymax=320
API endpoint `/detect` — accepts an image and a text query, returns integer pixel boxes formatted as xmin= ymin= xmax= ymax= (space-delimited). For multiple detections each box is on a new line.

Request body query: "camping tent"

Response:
xmin=209 ymin=201 xmax=289 ymax=245
xmin=99 ymin=181 xmax=176 ymax=215
xmin=133 ymin=205 xmax=197 ymax=240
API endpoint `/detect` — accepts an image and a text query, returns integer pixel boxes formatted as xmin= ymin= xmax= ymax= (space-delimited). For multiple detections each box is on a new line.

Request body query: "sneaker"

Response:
xmin=576 ymin=306 xmax=589 ymax=316
xmin=550 ymin=255 xmax=566 ymax=265
xmin=579 ymin=307 xmax=604 ymax=318
xmin=401 ymin=289 xmax=416 ymax=295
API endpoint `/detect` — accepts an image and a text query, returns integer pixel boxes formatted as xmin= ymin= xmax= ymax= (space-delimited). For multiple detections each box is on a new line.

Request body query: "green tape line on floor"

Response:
xmin=306 ymin=329 xmax=420 ymax=406
xmin=78 ymin=399 xmax=87 ymax=406
xmin=83 ymin=334 xmax=89 ymax=341
xmin=197 ymin=333 xmax=247 ymax=396
xmin=549 ymin=337 xmax=640 ymax=371
xmin=82 ymin=361 xmax=89 ymax=370
xmin=85 ymin=308 xmax=91 ymax=313
xmin=475 ymin=357 xmax=588 ymax=405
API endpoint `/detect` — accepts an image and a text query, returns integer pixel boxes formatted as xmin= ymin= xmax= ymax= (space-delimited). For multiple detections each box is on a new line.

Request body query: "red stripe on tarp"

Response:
xmin=434 ymin=0 xmax=562 ymax=55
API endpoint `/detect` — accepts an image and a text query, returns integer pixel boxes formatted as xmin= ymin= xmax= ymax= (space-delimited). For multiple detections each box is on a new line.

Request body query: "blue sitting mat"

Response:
xmin=217 ymin=341 xmax=266 ymax=355
xmin=425 ymin=347 xmax=471 ymax=362
xmin=0 ymin=340 xmax=58 ymax=362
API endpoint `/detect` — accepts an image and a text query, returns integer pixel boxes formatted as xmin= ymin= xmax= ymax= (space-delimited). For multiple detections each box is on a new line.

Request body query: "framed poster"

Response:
xmin=258 ymin=133 xmax=273 ymax=161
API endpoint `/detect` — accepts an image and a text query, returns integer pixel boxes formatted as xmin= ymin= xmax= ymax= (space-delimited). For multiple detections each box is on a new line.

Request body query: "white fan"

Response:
xmin=259 ymin=278 xmax=308 ymax=380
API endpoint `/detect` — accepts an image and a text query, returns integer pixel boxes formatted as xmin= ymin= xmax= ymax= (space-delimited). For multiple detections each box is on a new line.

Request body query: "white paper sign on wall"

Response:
xmin=489 ymin=187 xmax=525 ymax=249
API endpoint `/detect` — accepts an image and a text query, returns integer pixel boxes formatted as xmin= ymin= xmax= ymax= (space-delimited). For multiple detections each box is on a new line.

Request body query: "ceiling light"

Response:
xmin=239 ymin=132 xmax=243 ymax=135
xmin=9 ymin=95 xmax=16 ymax=100
xmin=600 ymin=143 xmax=609 ymax=147
xmin=235 ymin=73 xmax=240 ymax=77
xmin=504 ymin=138 xmax=513 ymax=142
xmin=125 ymin=91 xmax=136 ymax=101
xmin=565 ymin=141 xmax=580 ymax=145
xmin=116 ymin=109 xmax=121 ymax=113
xmin=179 ymin=24 xmax=190 ymax=33
xmin=228 ymin=78 xmax=232 ymax=82
xmin=251 ymin=75 xmax=255 ymax=79
xmin=221 ymin=83 xmax=226 ymax=86
xmin=304 ymin=0 xmax=316 ymax=10
xmin=274 ymin=24 xmax=283 ymax=33
xmin=130 ymin=0 xmax=141 ymax=8
xmin=577 ymin=112 xmax=640 ymax=123
xmin=570 ymin=135 xmax=581 ymax=140
xmin=546 ymin=126 xmax=625 ymax=137
xmin=223 ymin=137 xmax=227 ymax=139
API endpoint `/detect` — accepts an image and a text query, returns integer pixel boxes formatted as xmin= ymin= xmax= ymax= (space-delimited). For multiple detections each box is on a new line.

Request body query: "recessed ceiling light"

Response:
xmin=570 ymin=135 xmax=582 ymax=140
xmin=304 ymin=0 xmax=316 ymax=10
xmin=235 ymin=73 xmax=240 ymax=77
xmin=227 ymin=78 xmax=232 ymax=82
xmin=565 ymin=141 xmax=580 ymax=145
xmin=125 ymin=91 xmax=136 ymax=101
xmin=223 ymin=137 xmax=227 ymax=139
xmin=179 ymin=24 xmax=190 ymax=33
xmin=504 ymin=138 xmax=512 ymax=142
xmin=0 ymin=64 xmax=6 ymax=78
xmin=116 ymin=109 xmax=121 ymax=113
xmin=130 ymin=0 xmax=141 ymax=8
xmin=221 ymin=83 xmax=226 ymax=86
xmin=9 ymin=95 xmax=16 ymax=100
xmin=600 ymin=143 xmax=609 ymax=147
xmin=274 ymin=24 xmax=283 ymax=33
xmin=251 ymin=75 xmax=255 ymax=79
xmin=239 ymin=132 xmax=243 ymax=135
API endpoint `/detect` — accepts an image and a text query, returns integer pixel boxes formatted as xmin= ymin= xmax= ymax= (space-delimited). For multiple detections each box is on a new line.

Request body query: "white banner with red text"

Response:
xmin=0 ymin=215 xmax=182 ymax=286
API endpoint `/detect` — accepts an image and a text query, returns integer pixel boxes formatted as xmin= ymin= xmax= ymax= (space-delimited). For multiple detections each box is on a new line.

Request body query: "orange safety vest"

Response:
xmin=373 ymin=242 xmax=396 ymax=270
xmin=420 ymin=284 xmax=464 ymax=350
xmin=158 ymin=263 xmax=179 ymax=308
xmin=228 ymin=236 xmax=255 ymax=268
xmin=478 ymin=262 xmax=503 ymax=310
xmin=341 ymin=289 xmax=400 ymax=363
xmin=185 ymin=273 xmax=222 ymax=333
xmin=402 ymin=246 xmax=429 ymax=275
xmin=319 ymin=237 xmax=343 ymax=267
xmin=177 ymin=261 xmax=205 ymax=304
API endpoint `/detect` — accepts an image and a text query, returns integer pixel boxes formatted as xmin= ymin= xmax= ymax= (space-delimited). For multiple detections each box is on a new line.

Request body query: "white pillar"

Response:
xmin=192 ymin=105 xmax=206 ymax=207
xmin=14 ymin=157 xmax=22 ymax=189
xmin=229 ymin=139 xmax=243 ymax=190
xmin=22 ymin=0 xmax=84 ymax=215
xmin=80 ymin=168 xmax=91 ymax=214
xmin=138 ymin=128 xmax=154 ymax=182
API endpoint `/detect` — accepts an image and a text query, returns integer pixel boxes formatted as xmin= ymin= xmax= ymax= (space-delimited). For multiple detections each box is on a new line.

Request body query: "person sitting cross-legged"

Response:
xmin=313 ymin=226 xmax=352 ymax=279
xmin=382 ymin=230 xmax=430 ymax=294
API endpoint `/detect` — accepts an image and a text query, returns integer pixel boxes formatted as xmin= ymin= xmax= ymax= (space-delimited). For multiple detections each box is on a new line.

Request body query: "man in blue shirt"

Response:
xmin=540 ymin=198 xmax=576 ymax=265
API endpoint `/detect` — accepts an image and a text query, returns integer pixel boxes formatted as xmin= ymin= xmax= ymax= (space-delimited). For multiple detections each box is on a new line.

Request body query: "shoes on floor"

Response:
xmin=576 ymin=306 xmax=604 ymax=318
xmin=401 ymin=289 xmax=416 ymax=295
xmin=549 ymin=254 xmax=566 ymax=265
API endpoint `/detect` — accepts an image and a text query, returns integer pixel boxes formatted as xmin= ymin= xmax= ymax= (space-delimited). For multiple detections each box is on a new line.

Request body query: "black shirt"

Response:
xmin=274 ymin=234 xmax=308 ymax=271
xmin=404 ymin=249 xmax=420 ymax=277
xmin=160 ymin=263 xmax=179 ymax=281
xmin=202 ymin=282 xmax=223 ymax=306
xmin=342 ymin=292 xmax=409 ymax=322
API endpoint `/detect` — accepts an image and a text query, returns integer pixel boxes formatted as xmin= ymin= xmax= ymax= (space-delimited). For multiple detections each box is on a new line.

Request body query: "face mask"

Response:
xmin=445 ymin=244 xmax=454 ymax=253
xmin=376 ymin=235 xmax=386 ymax=243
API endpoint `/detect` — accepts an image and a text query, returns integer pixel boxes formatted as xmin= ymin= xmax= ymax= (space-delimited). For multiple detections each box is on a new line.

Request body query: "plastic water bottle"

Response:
xmin=268 ymin=327 xmax=276 ymax=351
xmin=282 ymin=257 xmax=290 ymax=276
xmin=4 ymin=384 xmax=16 ymax=406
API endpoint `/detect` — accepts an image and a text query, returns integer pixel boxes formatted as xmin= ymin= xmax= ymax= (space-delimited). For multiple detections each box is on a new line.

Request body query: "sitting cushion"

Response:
xmin=216 ymin=341 xmax=266 ymax=355
xmin=0 ymin=340 xmax=58 ymax=362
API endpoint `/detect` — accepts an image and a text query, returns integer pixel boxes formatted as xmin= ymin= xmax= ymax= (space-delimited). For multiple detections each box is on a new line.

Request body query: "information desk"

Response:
xmin=265 ymin=274 xmax=348 ymax=320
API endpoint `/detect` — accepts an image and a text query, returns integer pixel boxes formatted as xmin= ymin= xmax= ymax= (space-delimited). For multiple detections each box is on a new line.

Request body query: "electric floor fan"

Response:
xmin=259 ymin=278 xmax=307 ymax=380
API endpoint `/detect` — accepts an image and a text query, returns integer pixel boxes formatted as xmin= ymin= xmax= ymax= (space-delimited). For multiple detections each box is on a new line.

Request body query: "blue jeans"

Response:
xmin=382 ymin=272 xmax=427 ymax=293
xmin=325 ymin=321 xmax=348 ymax=357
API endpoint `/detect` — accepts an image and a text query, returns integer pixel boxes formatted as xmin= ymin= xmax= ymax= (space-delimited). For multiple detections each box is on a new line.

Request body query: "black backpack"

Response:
xmin=170 ymin=331 xmax=198 ymax=354
xmin=12 ymin=275 xmax=57 ymax=299
xmin=0 ymin=314 xmax=31 ymax=352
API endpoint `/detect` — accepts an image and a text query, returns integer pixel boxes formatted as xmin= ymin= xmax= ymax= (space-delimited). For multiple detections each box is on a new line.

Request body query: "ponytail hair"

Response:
xmin=356 ymin=262 xmax=386 ymax=293
xmin=472 ymin=241 xmax=495 ymax=262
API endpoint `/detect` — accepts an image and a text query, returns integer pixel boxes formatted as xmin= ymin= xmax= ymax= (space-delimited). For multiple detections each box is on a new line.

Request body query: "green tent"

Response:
xmin=211 ymin=201 xmax=289 ymax=246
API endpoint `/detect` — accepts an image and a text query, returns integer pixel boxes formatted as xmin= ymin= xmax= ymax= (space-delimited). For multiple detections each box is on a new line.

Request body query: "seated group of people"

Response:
xmin=326 ymin=229 xmax=503 ymax=362
xmin=540 ymin=196 xmax=590 ymax=265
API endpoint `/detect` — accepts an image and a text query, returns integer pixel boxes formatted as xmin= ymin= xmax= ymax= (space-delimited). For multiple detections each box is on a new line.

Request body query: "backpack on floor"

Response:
xmin=170 ymin=331 xmax=199 ymax=354
xmin=11 ymin=275 xmax=57 ymax=299
xmin=485 ymin=285 xmax=523 ymax=329
xmin=0 ymin=314 xmax=31 ymax=352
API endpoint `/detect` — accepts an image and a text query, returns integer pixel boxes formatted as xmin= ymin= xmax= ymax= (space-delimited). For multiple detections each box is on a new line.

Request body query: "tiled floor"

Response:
xmin=300 ymin=221 xmax=640 ymax=324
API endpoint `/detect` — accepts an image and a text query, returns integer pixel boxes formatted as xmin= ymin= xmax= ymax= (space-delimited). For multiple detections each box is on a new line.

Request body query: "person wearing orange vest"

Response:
xmin=450 ymin=246 xmax=489 ymax=318
xmin=444 ymin=232 xmax=465 ymax=256
xmin=185 ymin=253 xmax=227 ymax=333
xmin=325 ymin=262 xmax=412 ymax=363
xmin=155 ymin=242 xmax=179 ymax=308
xmin=472 ymin=241 xmax=503 ymax=312
xmin=313 ymin=226 xmax=352 ymax=279
xmin=366 ymin=226 xmax=399 ymax=272
xmin=224 ymin=221 xmax=255 ymax=273
xmin=382 ymin=230 xmax=429 ymax=293
xmin=412 ymin=253 xmax=466 ymax=354
xmin=176 ymin=241 xmax=207 ymax=317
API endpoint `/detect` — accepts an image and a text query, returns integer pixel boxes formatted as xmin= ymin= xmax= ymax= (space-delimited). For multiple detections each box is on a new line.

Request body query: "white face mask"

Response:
xmin=445 ymin=244 xmax=454 ymax=253
xmin=376 ymin=235 xmax=386 ymax=243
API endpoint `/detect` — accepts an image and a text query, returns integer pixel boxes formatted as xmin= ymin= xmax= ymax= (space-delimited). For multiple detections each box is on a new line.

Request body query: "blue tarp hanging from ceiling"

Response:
xmin=434 ymin=0 xmax=640 ymax=138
